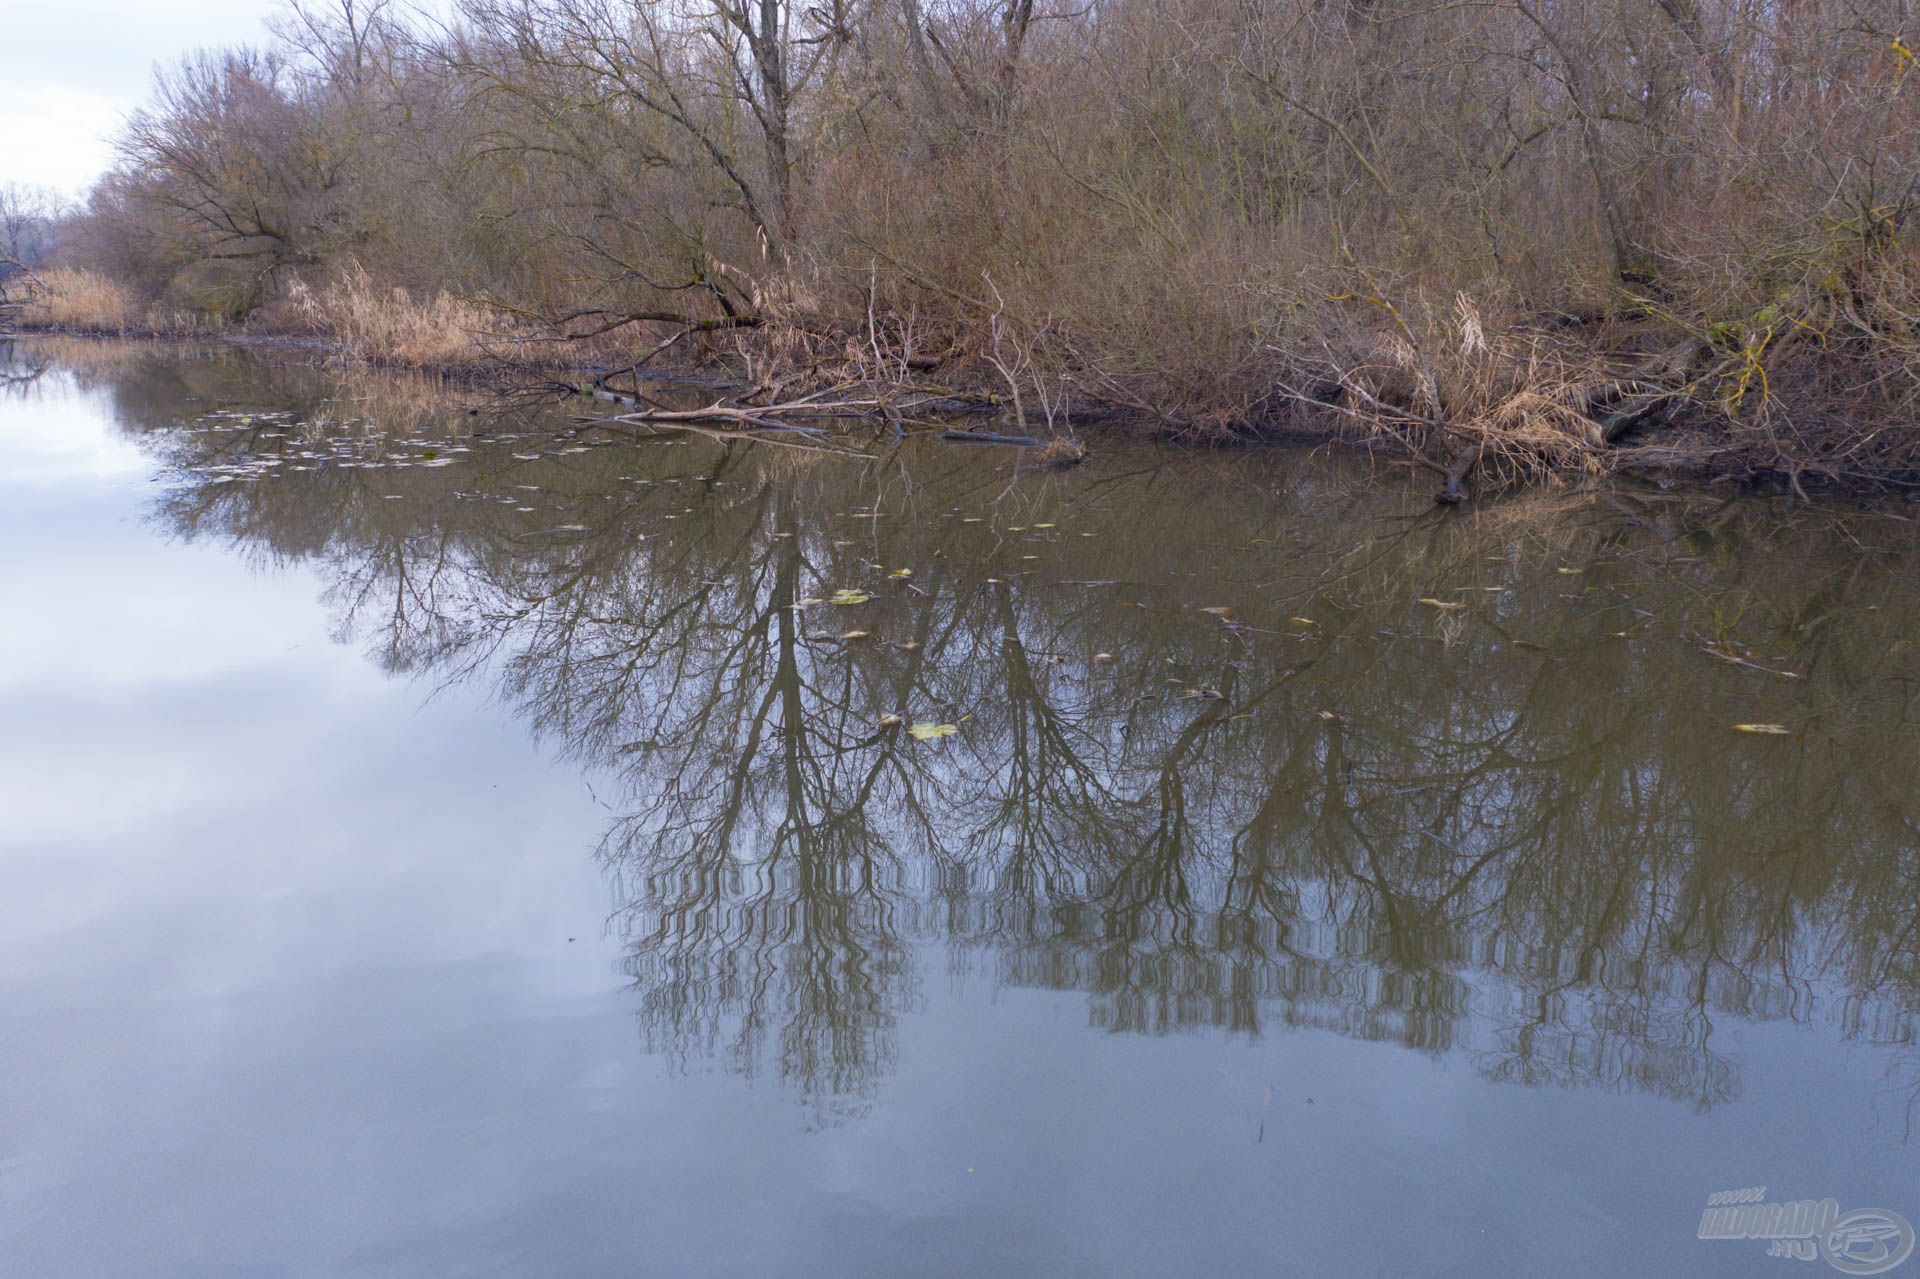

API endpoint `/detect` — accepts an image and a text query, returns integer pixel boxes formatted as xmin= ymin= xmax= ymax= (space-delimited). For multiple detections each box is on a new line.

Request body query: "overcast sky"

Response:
xmin=0 ymin=0 xmax=289 ymax=197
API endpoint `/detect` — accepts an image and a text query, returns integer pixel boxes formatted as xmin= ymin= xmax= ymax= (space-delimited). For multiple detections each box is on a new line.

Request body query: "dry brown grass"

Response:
xmin=287 ymin=265 xmax=499 ymax=368
xmin=1 ymin=268 xmax=217 ymax=337
xmin=16 ymin=268 xmax=140 ymax=333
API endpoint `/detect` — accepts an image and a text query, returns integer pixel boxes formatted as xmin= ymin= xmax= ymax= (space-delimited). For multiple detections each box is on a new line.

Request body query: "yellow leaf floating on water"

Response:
xmin=1199 ymin=606 xmax=1233 ymax=616
xmin=1290 ymin=617 xmax=1317 ymax=627
xmin=1733 ymin=722 xmax=1792 ymax=735
xmin=879 ymin=713 xmax=904 ymax=725
xmin=829 ymin=588 xmax=872 ymax=605
xmin=889 ymin=568 xmax=913 ymax=578
xmin=909 ymin=722 xmax=959 ymax=741
xmin=838 ymin=630 xmax=871 ymax=640
xmin=1092 ymin=652 xmax=1116 ymax=663
xmin=1419 ymin=597 xmax=1467 ymax=610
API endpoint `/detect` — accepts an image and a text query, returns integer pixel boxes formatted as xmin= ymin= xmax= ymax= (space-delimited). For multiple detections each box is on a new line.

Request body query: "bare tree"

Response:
xmin=0 ymin=183 xmax=63 ymax=277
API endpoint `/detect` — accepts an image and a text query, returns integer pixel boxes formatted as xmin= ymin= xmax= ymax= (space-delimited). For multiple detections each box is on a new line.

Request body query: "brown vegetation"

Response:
xmin=20 ymin=0 xmax=1920 ymax=492
xmin=282 ymin=266 xmax=500 ymax=367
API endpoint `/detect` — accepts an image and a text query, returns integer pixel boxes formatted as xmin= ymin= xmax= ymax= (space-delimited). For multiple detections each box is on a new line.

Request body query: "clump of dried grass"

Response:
xmin=3 ymin=268 xmax=221 ymax=337
xmin=1281 ymin=293 xmax=1627 ymax=490
xmin=1036 ymin=436 xmax=1089 ymax=467
xmin=17 ymin=268 xmax=140 ymax=333
xmin=288 ymin=265 xmax=498 ymax=367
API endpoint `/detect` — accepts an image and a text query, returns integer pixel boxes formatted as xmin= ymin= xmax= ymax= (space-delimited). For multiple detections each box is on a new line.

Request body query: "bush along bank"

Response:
xmin=7 ymin=0 xmax=1916 ymax=497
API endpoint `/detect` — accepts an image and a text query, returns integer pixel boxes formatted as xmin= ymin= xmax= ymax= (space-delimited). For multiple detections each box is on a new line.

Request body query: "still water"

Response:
xmin=2 ymin=338 xmax=1918 ymax=1277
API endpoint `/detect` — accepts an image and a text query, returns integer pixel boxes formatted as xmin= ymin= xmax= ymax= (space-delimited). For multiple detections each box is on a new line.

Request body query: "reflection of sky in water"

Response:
xmin=0 ymin=368 xmax=149 ymax=485
xmin=0 ymin=346 xmax=1916 ymax=1278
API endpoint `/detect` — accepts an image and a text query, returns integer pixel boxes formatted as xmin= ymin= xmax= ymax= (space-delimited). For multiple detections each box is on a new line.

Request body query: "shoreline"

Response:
xmin=7 ymin=322 xmax=1917 ymax=505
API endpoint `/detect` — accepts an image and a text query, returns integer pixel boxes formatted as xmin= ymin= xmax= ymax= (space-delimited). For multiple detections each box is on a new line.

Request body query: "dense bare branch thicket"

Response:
xmin=26 ymin=0 xmax=1920 ymax=488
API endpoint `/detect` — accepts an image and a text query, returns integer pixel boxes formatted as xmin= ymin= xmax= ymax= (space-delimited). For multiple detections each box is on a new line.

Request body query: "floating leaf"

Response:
xmin=1556 ymin=566 xmax=1583 ymax=575
xmin=1419 ymin=597 xmax=1467 ymax=610
xmin=1092 ymin=652 xmax=1116 ymax=663
xmin=878 ymin=713 xmax=904 ymax=726
xmin=1733 ymin=722 xmax=1792 ymax=735
xmin=1033 ymin=522 xmax=1056 ymax=529
xmin=1289 ymin=617 xmax=1318 ymax=627
xmin=838 ymin=630 xmax=871 ymax=640
xmin=889 ymin=568 xmax=913 ymax=578
xmin=909 ymin=722 xmax=959 ymax=741
xmin=1199 ymin=606 xmax=1233 ymax=616
xmin=829 ymin=589 xmax=873 ymax=605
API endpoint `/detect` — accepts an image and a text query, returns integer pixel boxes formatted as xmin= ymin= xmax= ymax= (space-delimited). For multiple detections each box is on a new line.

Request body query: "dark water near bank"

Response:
xmin=3 ymin=339 xmax=1919 ymax=1277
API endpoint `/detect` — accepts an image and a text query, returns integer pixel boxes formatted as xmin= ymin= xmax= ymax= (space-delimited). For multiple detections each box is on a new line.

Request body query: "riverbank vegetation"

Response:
xmin=4 ymin=0 xmax=1919 ymax=492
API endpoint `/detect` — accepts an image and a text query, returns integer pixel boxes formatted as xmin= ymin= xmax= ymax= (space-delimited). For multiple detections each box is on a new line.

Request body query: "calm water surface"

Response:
xmin=3 ymin=339 xmax=1919 ymax=1277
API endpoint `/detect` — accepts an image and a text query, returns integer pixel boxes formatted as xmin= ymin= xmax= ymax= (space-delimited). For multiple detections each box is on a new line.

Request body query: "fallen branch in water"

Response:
xmin=549 ymin=370 xmax=1097 ymax=463
xmin=939 ymin=429 xmax=1089 ymax=466
xmin=575 ymin=415 xmax=868 ymax=456
xmin=939 ymin=429 xmax=1045 ymax=446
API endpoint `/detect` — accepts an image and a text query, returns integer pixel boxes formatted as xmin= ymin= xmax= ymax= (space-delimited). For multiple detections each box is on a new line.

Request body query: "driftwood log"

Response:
xmin=938 ymin=430 xmax=1046 ymax=447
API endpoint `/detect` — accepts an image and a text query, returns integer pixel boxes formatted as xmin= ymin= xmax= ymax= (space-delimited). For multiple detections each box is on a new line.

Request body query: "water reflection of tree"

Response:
xmin=0 ymin=339 xmax=50 ymax=391
xmin=102 ymin=354 xmax=1920 ymax=1118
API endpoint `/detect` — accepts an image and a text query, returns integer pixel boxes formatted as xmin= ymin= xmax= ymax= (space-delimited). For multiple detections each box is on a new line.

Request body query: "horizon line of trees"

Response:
xmin=0 ymin=183 xmax=68 ymax=281
xmin=10 ymin=0 xmax=1920 ymax=480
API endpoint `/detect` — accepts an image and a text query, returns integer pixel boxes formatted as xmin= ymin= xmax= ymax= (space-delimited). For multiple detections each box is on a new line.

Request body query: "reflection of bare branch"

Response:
xmin=108 ymin=351 xmax=1920 ymax=1116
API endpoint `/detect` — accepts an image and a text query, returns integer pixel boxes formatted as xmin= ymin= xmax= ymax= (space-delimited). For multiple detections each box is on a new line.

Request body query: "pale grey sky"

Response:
xmin=0 ymin=0 xmax=289 ymax=197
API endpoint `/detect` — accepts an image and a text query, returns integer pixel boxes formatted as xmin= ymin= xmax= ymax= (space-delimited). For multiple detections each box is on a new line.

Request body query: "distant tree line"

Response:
xmin=0 ymin=184 xmax=67 ymax=278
